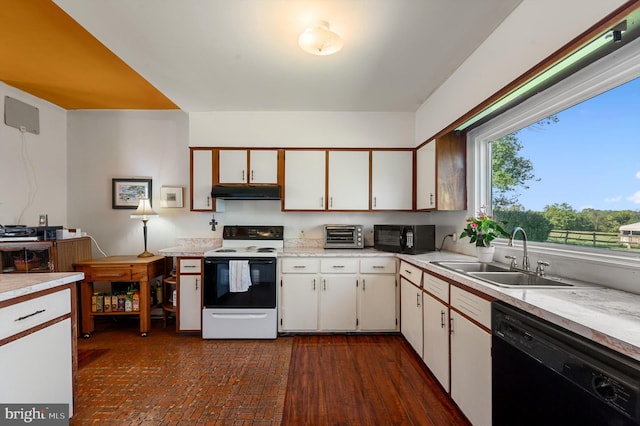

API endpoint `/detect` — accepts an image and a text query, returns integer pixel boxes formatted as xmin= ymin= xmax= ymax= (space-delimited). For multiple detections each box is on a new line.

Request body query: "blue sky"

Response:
xmin=510 ymin=76 xmax=640 ymax=212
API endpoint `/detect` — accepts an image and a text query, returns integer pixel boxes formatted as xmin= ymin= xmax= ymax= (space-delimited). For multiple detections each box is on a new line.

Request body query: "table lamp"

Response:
xmin=130 ymin=197 xmax=158 ymax=257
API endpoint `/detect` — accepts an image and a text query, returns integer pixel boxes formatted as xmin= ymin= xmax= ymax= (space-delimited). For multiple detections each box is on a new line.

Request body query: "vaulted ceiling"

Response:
xmin=1 ymin=0 xmax=522 ymax=111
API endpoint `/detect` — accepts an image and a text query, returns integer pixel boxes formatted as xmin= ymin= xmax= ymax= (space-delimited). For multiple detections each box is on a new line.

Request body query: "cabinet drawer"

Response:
xmin=450 ymin=286 xmax=491 ymax=329
xmin=423 ymin=272 xmax=449 ymax=304
xmin=280 ymin=258 xmax=320 ymax=274
xmin=0 ymin=289 xmax=71 ymax=341
xmin=399 ymin=261 xmax=422 ymax=286
xmin=87 ymin=268 xmax=132 ymax=281
xmin=321 ymin=258 xmax=358 ymax=274
xmin=360 ymin=258 xmax=396 ymax=274
xmin=179 ymin=258 xmax=202 ymax=274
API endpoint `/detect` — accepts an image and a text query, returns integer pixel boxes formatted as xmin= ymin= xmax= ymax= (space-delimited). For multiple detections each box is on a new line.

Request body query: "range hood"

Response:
xmin=211 ymin=185 xmax=281 ymax=200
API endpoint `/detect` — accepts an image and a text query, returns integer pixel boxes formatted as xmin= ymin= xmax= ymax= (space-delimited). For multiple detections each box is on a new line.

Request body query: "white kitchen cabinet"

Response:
xmin=328 ymin=151 xmax=369 ymax=210
xmin=191 ymin=148 xmax=216 ymax=211
xmin=279 ymin=258 xmax=320 ymax=331
xmin=450 ymin=285 xmax=492 ymax=426
xmin=371 ymin=150 xmax=413 ymax=210
xmin=0 ymin=287 xmax=74 ymax=418
xmin=400 ymin=277 xmax=423 ymax=357
xmin=358 ymin=257 xmax=397 ymax=331
xmin=319 ymin=258 xmax=358 ymax=331
xmin=178 ymin=258 xmax=202 ymax=332
xmin=283 ymin=150 xmax=326 ymax=210
xmin=218 ymin=149 xmax=279 ymax=184
xmin=416 ymin=140 xmax=436 ymax=210
xmin=422 ymin=292 xmax=450 ymax=391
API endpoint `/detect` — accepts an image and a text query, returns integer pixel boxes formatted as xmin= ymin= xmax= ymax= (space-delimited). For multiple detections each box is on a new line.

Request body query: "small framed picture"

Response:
xmin=161 ymin=186 xmax=184 ymax=208
xmin=112 ymin=178 xmax=152 ymax=209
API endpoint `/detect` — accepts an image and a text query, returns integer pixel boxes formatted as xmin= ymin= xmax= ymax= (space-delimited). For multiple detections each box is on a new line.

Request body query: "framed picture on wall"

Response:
xmin=161 ymin=186 xmax=184 ymax=208
xmin=112 ymin=178 xmax=152 ymax=209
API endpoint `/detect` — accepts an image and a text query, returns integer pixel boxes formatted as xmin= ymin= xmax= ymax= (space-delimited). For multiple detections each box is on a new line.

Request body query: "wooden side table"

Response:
xmin=74 ymin=255 xmax=168 ymax=337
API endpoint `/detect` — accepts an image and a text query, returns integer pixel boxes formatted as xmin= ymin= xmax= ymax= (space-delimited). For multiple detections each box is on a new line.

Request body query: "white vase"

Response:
xmin=476 ymin=246 xmax=495 ymax=263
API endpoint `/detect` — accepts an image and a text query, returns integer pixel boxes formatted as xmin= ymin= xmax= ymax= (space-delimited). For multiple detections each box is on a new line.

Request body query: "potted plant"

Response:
xmin=460 ymin=207 xmax=509 ymax=262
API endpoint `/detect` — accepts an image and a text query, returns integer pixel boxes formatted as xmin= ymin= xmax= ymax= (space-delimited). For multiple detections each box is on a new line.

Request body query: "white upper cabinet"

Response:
xmin=371 ymin=150 xmax=413 ymax=210
xmin=328 ymin=151 xmax=369 ymax=210
xmin=218 ymin=149 xmax=278 ymax=184
xmin=416 ymin=140 xmax=436 ymax=209
xmin=191 ymin=148 xmax=215 ymax=211
xmin=249 ymin=150 xmax=279 ymax=183
xmin=284 ymin=150 xmax=326 ymax=210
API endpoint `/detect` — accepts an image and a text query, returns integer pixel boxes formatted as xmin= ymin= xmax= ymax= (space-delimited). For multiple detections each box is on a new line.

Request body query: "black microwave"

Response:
xmin=373 ymin=225 xmax=435 ymax=254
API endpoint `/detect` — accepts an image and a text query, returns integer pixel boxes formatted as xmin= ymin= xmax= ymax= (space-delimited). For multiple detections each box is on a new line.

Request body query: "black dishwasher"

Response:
xmin=492 ymin=301 xmax=640 ymax=426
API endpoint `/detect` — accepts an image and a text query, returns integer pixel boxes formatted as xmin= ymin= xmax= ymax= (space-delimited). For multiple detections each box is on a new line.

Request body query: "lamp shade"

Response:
xmin=130 ymin=197 xmax=157 ymax=220
xmin=298 ymin=21 xmax=343 ymax=56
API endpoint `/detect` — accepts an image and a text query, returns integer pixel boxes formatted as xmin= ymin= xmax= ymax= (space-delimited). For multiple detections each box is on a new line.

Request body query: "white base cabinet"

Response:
xmin=279 ymin=256 xmax=398 ymax=333
xmin=422 ymin=293 xmax=450 ymax=391
xmin=400 ymin=277 xmax=423 ymax=357
xmin=178 ymin=258 xmax=202 ymax=332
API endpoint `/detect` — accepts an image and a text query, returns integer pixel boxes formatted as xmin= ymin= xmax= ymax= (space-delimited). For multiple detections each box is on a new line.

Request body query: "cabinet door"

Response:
xmin=178 ymin=275 xmax=202 ymax=331
xmin=191 ymin=148 xmax=215 ymax=210
xmin=319 ymin=275 xmax=357 ymax=331
xmin=280 ymin=274 xmax=318 ymax=331
xmin=450 ymin=310 xmax=492 ymax=426
xmin=283 ymin=150 xmax=326 ymax=210
xmin=358 ymin=274 xmax=397 ymax=331
xmin=249 ymin=150 xmax=279 ymax=183
xmin=0 ymin=319 xmax=73 ymax=417
xmin=218 ymin=149 xmax=248 ymax=183
xmin=400 ymin=278 xmax=423 ymax=357
xmin=371 ymin=150 xmax=413 ymax=210
xmin=416 ymin=140 xmax=436 ymax=210
xmin=328 ymin=151 xmax=369 ymax=210
xmin=422 ymin=293 xmax=450 ymax=392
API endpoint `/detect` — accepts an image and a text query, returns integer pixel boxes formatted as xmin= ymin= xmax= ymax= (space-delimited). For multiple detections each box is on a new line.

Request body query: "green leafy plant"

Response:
xmin=460 ymin=207 xmax=510 ymax=247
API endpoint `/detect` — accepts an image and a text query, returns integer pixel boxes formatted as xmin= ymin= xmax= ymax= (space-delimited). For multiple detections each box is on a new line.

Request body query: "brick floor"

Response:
xmin=71 ymin=318 xmax=292 ymax=425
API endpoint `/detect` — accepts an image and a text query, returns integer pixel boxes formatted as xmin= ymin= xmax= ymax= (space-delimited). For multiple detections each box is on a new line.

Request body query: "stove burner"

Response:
xmin=257 ymin=247 xmax=276 ymax=253
xmin=215 ymin=248 xmax=237 ymax=253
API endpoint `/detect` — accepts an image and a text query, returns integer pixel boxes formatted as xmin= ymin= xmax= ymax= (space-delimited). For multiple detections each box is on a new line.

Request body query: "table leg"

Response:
xmin=139 ymin=279 xmax=150 ymax=336
xmin=80 ymin=280 xmax=95 ymax=336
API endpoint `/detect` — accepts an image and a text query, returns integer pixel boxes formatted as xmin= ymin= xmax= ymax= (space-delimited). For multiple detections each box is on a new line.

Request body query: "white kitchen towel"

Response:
xmin=229 ymin=260 xmax=252 ymax=292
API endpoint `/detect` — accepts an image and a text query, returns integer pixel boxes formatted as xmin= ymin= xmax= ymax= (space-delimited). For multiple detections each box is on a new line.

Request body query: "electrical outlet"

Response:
xmin=451 ymin=233 xmax=458 ymax=242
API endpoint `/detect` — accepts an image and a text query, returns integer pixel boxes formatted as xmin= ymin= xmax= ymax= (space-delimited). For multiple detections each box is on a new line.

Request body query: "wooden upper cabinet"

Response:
xmin=372 ymin=150 xmax=413 ymax=210
xmin=436 ymin=131 xmax=466 ymax=211
xmin=416 ymin=140 xmax=436 ymax=210
xmin=218 ymin=149 xmax=279 ymax=184
xmin=328 ymin=151 xmax=369 ymax=211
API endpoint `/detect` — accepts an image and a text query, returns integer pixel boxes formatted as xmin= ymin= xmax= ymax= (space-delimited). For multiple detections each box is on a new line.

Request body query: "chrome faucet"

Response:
xmin=508 ymin=226 xmax=529 ymax=271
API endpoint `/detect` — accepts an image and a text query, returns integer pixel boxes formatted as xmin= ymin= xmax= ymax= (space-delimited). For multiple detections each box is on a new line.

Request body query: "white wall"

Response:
xmin=0 ymin=83 xmax=68 ymax=227
xmin=190 ymin=111 xmax=415 ymax=148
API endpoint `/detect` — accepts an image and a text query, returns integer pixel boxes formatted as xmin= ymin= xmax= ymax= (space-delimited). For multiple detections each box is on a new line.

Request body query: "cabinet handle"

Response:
xmin=332 ymin=265 xmax=345 ymax=269
xmin=449 ymin=317 xmax=454 ymax=335
xmin=440 ymin=310 xmax=445 ymax=328
xmin=15 ymin=309 xmax=45 ymax=322
xmin=242 ymin=170 xmax=245 ymax=181
xmin=430 ymin=193 xmax=434 ymax=206
xmin=184 ymin=265 xmax=197 ymax=269
xmin=330 ymin=197 xmax=333 ymax=208
xmin=195 ymin=278 xmax=199 ymax=291
xmin=320 ymin=196 xmax=324 ymax=208
xmin=251 ymin=170 xmax=254 ymax=181
xmin=416 ymin=293 xmax=420 ymax=307
xmin=313 ymin=279 xmax=316 ymax=291
xmin=373 ymin=265 xmax=384 ymax=269
xmin=373 ymin=196 xmax=377 ymax=208
xmin=362 ymin=279 xmax=365 ymax=291
xmin=323 ymin=279 xmax=326 ymax=291
xmin=404 ymin=269 xmax=412 ymax=274
xmin=207 ymin=196 xmax=211 ymax=207
xmin=293 ymin=265 xmax=306 ymax=269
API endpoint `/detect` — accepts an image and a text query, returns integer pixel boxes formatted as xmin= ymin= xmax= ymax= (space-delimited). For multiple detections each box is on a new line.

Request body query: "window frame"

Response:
xmin=468 ymin=36 xmax=640 ymax=263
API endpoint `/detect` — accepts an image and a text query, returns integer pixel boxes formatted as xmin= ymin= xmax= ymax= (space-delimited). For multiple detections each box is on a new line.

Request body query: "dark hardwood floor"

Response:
xmin=282 ymin=335 xmax=470 ymax=426
xmin=73 ymin=318 xmax=470 ymax=425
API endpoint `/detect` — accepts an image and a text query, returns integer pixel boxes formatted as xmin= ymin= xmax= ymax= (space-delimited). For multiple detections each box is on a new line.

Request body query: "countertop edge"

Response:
xmin=0 ymin=272 xmax=85 ymax=302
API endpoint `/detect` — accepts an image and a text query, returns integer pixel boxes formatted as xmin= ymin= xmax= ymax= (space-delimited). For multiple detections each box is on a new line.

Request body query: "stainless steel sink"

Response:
xmin=432 ymin=261 xmax=511 ymax=273
xmin=468 ymin=271 xmax=573 ymax=288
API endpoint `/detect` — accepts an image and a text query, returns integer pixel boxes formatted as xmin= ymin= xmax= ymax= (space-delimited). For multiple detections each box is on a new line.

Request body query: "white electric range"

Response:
xmin=202 ymin=226 xmax=283 ymax=339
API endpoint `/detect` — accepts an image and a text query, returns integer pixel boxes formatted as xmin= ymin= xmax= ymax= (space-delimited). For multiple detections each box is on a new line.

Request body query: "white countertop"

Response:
xmin=400 ymin=252 xmax=640 ymax=361
xmin=0 ymin=272 xmax=85 ymax=303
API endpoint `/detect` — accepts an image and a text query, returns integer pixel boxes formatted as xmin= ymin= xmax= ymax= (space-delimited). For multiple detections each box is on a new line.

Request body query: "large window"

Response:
xmin=470 ymin=36 xmax=640 ymax=254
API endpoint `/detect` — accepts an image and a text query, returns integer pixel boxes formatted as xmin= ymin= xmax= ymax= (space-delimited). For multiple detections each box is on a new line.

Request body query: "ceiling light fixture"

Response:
xmin=298 ymin=21 xmax=344 ymax=56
